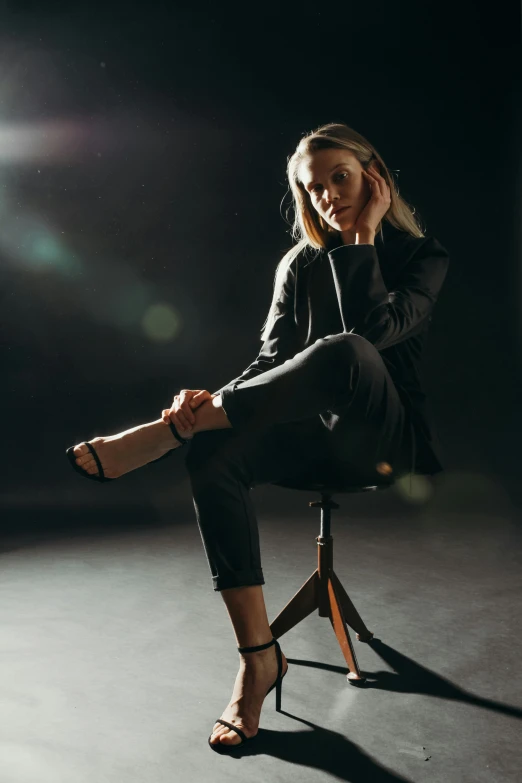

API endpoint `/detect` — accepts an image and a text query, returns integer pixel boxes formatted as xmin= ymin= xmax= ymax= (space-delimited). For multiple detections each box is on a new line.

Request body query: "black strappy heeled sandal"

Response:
xmin=65 ymin=421 xmax=190 ymax=483
xmin=208 ymin=636 xmax=288 ymax=753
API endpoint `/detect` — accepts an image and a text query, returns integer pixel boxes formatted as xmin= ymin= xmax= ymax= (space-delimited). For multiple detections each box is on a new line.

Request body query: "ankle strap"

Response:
xmin=168 ymin=421 xmax=189 ymax=445
xmin=238 ymin=637 xmax=276 ymax=654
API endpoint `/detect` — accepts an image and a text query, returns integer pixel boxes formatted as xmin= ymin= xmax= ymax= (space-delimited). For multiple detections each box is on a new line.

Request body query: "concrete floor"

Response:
xmin=1 ymin=475 xmax=521 ymax=783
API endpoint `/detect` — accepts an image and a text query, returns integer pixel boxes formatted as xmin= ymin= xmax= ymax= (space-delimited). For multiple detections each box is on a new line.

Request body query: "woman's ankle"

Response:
xmin=153 ymin=418 xmax=189 ymax=449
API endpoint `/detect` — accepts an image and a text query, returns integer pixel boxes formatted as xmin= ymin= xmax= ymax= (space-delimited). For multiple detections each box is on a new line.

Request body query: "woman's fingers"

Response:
xmin=176 ymin=410 xmax=192 ymax=430
xmin=182 ymin=401 xmax=196 ymax=425
xmin=179 ymin=391 xmax=197 ymax=425
xmin=163 ymin=388 xmax=212 ymax=431
xmin=161 ymin=408 xmax=188 ymax=432
xmin=192 ymin=390 xmax=212 ymax=406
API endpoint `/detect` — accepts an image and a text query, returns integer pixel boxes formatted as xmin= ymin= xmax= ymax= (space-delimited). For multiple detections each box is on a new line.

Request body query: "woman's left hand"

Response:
xmin=353 ymin=163 xmax=392 ymax=235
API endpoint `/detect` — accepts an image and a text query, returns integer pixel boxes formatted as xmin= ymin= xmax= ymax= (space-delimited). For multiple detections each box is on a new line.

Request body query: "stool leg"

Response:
xmin=269 ymin=571 xmax=319 ymax=639
xmin=330 ymin=570 xmax=374 ymax=643
xmin=327 ymin=577 xmax=366 ymax=684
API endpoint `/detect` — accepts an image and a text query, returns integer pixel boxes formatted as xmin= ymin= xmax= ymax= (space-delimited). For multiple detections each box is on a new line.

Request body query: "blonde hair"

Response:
xmin=260 ymin=122 xmax=425 ymax=341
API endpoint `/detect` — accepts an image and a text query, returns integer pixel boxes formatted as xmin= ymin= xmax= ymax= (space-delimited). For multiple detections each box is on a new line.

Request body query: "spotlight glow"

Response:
xmin=142 ymin=303 xmax=181 ymax=342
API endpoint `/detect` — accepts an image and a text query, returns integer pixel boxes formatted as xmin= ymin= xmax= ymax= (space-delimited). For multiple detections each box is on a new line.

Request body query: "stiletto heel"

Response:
xmin=275 ymin=673 xmax=282 ymax=712
xmin=208 ymin=636 xmax=288 ymax=753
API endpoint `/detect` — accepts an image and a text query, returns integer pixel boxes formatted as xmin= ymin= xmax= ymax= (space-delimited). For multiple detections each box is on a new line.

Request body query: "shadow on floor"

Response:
xmin=214 ymin=636 xmax=521 ymax=779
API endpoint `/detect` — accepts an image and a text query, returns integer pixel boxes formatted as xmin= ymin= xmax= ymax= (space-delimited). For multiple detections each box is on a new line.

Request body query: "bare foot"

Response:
xmin=209 ymin=643 xmax=288 ymax=747
xmin=71 ymin=419 xmax=192 ymax=480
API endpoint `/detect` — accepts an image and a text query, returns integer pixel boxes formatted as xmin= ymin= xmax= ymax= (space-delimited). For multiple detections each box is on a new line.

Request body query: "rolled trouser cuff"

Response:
xmin=212 ymin=568 xmax=265 ymax=592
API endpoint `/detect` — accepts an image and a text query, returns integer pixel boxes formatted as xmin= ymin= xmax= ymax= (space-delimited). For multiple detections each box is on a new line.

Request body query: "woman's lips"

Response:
xmin=332 ymin=207 xmax=350 ymax=217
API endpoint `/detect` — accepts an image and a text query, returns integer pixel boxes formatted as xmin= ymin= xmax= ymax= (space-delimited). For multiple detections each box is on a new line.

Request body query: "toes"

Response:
xmin=209 ymin=730 xmax=225 ymax=745
xmin=76 ymin=459 xmax=98 ymax=475
xmin=220 ymin=731 xmax=242 ymax=745
xmin=73 ymin=444 xmax=89 ymax=458
xmin=210 ymin=722 xmax=244 ymax=745
xmin=71 ymin=446 xmax=98 ymax=476
xmin=210 ymin=724 xmax=240 ymax=745
xmin=72 ymin=444 xmax=100 ymax=475
xmin=74 ymin=446 xmax=95 ymax=469
xmin=211 ymin=723 xmax=227 ymax=740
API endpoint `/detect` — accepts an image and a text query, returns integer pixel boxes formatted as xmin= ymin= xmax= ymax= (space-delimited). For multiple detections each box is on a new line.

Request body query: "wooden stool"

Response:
xmin=268 ymin=477 xmax=393 ymax=685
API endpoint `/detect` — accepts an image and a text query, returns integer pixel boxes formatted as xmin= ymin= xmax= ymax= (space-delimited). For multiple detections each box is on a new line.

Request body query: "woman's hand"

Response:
xmin=161 ymin=389 xmax=214 ymax=434
xmin=353 ymin=162 xmax=391 ymax=236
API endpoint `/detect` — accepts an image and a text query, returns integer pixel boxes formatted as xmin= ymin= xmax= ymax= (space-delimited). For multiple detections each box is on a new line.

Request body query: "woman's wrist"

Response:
xmin=355 ymin=228 xmax=376 ymax=245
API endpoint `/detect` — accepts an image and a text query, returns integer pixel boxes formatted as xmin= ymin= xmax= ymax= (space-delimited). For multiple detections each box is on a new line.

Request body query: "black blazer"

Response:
xmin=215 ymin=221 xmax=450 ymax=476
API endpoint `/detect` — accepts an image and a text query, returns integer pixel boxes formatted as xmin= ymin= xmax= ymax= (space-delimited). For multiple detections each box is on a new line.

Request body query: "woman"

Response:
xmin=67 ymin=122 xmax=450 ymax=751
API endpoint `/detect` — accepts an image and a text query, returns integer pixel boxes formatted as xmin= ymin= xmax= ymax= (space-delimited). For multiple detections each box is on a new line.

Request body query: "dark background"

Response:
xmin=1 ymin=1 xmax=520 ymax=527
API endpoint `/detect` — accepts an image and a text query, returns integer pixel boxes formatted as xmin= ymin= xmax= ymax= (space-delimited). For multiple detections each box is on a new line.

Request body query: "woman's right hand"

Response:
xmin=161 ymin=389 xmax=215 ymax=434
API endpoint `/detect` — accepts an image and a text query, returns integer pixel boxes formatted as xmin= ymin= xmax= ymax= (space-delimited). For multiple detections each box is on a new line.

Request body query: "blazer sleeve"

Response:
xmin=212 ymin=256 xmax=299 ymax=396
xmin=327 ymin=235 xmax=450 ymax=351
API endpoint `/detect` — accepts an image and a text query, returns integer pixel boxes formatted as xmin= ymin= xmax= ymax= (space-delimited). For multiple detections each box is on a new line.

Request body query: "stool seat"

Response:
xmin=272 ymin=476 xmax=394 ymax=494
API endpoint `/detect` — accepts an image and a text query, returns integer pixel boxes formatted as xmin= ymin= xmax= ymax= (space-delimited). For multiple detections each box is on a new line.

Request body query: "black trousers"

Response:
xmin=184 ymin=333 xmax=413 ymax=592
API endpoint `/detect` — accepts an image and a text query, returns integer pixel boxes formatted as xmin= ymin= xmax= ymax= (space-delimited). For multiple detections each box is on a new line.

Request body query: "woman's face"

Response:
xmin=298 ymin=148 xmax=373 ymax=236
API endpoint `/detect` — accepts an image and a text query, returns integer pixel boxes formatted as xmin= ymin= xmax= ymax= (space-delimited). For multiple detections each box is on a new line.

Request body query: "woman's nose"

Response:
xmin=323 ymin=189 xmax=339 ymax=204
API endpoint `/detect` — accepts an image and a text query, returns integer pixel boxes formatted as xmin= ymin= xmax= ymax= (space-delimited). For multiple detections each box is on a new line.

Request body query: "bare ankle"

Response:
xmin=154 ymin=418 xmax=184 ymax=449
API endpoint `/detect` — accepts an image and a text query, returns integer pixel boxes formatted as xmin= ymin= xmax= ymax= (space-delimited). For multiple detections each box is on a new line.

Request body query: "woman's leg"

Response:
xmin=209 ymin=583 xmax=289 ymax=747
xmin=218 ymin=332 xmax=412 ymax=482
xmin=185 ymin=416 xmax=326 ymax=591
xmin=186 ymin=422 xmax=314 ymax=746
xmin=208 ymin=584 xmax=289 ymax=746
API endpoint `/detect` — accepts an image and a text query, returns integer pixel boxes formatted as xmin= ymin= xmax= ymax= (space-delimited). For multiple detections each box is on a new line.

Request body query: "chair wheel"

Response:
xmin=356 ymin=631 xmax=374 ymax=643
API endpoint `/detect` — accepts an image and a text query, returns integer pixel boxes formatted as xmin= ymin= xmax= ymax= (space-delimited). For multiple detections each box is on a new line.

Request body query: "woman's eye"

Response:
xmin=311 ymin=172 xmax=347 ymax=193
